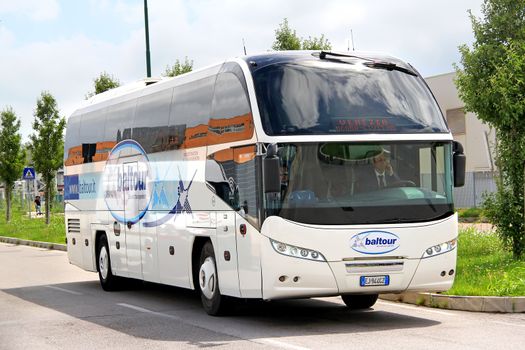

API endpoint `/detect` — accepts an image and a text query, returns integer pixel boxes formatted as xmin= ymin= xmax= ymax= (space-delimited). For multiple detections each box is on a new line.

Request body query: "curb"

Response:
xmin=0 ymin=236 xmax=67 ymax=252
xmin=380 ymin=292 xmax=525 ymax=313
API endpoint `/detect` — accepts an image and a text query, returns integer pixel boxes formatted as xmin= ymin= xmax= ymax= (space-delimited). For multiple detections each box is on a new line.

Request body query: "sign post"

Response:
xmin=23 ymin=167 xmax=36 ymax=218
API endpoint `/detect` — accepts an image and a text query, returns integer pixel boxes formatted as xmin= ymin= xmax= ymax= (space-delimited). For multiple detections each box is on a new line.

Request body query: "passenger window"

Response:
xmin=207 ymin=145 xmax=259 ymax=228
xmin=169 ymin=77 xmax=214 ymax=149
xmin=134 ymin=88 xmax=174 ymax=153
xmin=104 ymin=99 xmax=137 ymax=145
xmin=209 ymin=72 xmax=254 ymax=145
xmin=78 ymin=110 xmax=107 ymax=163
xmin=64 ymin=115 xmax=81 ymax=166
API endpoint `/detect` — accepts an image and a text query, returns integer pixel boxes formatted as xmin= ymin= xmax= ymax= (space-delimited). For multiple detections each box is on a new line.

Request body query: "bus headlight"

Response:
xmin=422 ymin=238 xmax=457 ymax=259
xmin=270 ymin=239 xmax=326 ymax=262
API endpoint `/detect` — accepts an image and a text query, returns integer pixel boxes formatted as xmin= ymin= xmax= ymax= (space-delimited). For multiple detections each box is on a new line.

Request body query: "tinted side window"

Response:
xmin=133 ymin=88 xmax=174 ymax=153
xmin=64 ymin=115 xmax=81 ymax=166
xmin=169 ymin=77 xmax=215 ymax=149
xmin=78 ymin=110 xmax=107 ymax=163
xmin=209 ymin=72 xmax=253 ymax=145
xmin=207 ymin=145 xmax=259 ymax=228
xmin=104 ymin=99 xmax=137 ymax=146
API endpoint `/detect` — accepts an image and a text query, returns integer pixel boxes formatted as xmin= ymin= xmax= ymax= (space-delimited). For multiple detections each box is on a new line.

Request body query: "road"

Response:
xmin=1 ymin=242 xmax=524 ymax=350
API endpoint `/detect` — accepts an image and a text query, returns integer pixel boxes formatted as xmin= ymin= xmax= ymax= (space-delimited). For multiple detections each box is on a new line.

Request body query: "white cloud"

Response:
xmin=0 ymin=25 xmax=15 ymax=46
xmin=0 ymin=0 xmax=60 ymax=21
xmin=115 ymin=0 xmax=143 ymax=24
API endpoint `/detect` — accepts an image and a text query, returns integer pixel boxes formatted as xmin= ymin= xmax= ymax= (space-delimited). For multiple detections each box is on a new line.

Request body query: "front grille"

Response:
xmin=345 ymin=261 xmax=404 ymax=273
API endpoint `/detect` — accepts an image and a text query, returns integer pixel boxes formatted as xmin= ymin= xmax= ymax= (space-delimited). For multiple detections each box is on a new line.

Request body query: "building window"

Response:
xmin=446 ymin=108 xmax=466 ymax=135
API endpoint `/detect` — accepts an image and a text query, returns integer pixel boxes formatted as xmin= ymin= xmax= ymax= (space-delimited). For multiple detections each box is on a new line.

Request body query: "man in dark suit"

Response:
xmin=356 ymin=151 xmax=399 ymax=193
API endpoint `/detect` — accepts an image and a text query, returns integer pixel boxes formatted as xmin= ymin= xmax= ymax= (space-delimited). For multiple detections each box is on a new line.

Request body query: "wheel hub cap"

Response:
xmin=199 ymin=257 xmax=216 ymax=299
xmin=99 ymin=246 xmax=109 ymax=280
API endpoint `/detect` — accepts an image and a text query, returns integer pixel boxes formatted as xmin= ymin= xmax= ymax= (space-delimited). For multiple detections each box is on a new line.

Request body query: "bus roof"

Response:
xmin=242 ymin=50 xmax=417 ymax=74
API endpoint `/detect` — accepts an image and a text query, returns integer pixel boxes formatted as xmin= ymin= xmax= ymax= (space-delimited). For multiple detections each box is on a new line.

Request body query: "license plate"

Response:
xmin=360 ymin=275 xmax=390 ymax=287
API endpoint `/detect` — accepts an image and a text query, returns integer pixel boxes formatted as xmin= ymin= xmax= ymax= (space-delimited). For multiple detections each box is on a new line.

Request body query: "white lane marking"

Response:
xmin=377 ymin=300 xmax=456 ymax=316
xmin=257 ymin=338 xmax=311 ymax=350
xmin=118 ymin=303 xmax=311 ymax=350
xmin=493 ymin=321 xmax=525 ymax=328
xmin=45 ymin=286 xmax=83 ymax=295
xmin=117 ymin=303 xmax=181 ymax=320
xmin=118 ymin=303 xmax=156 ymax=313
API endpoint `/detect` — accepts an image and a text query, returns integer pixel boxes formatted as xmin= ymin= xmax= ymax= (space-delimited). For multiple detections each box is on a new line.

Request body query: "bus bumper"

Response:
xmin=261 ymin=239 xmax=456 ymax=300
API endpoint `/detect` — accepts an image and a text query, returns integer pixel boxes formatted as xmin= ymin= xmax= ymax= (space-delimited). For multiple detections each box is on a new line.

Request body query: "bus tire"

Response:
xmin=341 ymin=294 xmax=378 ymax=309
xmin=198 ymin=241 xmax=227 ymax=316
xmin=97 ymin=234 xmax=120 ymax=291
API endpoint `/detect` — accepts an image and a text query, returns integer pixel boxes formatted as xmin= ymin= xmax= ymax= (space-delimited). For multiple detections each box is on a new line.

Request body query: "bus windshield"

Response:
xmin=265 ymin=142 xmax=454 ymax=225
xmin=252 ymin=60 xmax=448 ymax=135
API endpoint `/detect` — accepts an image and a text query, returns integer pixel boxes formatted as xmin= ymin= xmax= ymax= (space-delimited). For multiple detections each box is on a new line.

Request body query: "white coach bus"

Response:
xmin=64 ymin=51 xmax=465 ymax=315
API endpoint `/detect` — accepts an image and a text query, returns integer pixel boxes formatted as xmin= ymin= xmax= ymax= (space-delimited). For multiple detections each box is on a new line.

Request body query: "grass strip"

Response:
xmin=446 ymin=227 xmax=525 ymax=296
xmin=0 ymin=206 xmax=65 ymax=244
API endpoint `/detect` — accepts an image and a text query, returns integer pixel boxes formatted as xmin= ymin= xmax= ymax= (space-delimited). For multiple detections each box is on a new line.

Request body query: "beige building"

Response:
xmin=425 ymin=72 xmax=496 ymax=207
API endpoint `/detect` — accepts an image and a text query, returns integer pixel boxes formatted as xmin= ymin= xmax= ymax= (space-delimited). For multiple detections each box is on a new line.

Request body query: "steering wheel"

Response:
xmin=389 ymin=180 xmax=417 ymax=188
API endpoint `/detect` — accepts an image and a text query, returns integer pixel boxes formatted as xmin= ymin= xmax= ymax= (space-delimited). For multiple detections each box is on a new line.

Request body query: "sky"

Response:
xmin=0 ymin=0 xmax=484 ymax=141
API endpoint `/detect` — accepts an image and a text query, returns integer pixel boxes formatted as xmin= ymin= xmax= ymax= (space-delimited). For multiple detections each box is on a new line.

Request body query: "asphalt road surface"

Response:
xmin=1 ymin=242 xmax=524 ymax=350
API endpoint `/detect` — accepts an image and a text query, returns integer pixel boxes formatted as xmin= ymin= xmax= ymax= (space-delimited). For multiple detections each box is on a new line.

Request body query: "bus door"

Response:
xmin=235 ymin=215 xmax=262 ymax=298
xmin=109 ymin=219 xmax=127 ymax=276
xmin=123 ymin=161 xmax=143 ymax=279
xmin=215 ymin=211 xmax=241 ymax=297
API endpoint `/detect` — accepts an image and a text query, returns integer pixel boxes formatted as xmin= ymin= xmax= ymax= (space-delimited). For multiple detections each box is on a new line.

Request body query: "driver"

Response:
xmin=356 ymin=150 xmax=399 ymax=192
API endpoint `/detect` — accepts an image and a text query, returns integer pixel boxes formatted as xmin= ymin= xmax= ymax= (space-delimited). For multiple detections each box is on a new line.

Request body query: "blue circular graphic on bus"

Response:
xmin=102 ymin=140 xmax=152 ymax=224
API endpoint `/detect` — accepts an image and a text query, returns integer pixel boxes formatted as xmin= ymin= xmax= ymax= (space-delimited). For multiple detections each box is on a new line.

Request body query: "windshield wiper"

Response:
xmin=319 ymin=51 xmax=367 ymax=61
xmin=318 ymin=51 xmax=417 ymax=77
xmin=380 ymin=217 xmax=408 ymax=223
xmin=423 ymin=197 xmax=437 ymax=213
xmin=363 ymin=61 xmax=417 ymax=76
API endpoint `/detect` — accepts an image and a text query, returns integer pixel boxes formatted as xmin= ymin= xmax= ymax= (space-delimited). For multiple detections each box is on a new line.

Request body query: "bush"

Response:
xmin=483 ymin=189 xmax=525 ymax=259
xmin=457 ymin=207 xmax=482 ymax=218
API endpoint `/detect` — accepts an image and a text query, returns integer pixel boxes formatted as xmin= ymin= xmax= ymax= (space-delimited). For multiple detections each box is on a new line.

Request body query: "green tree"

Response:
xmin=163 ymin=57 xmax=193 ymax=77
xmin=302 ymin=34 xmax=332 ymax=50
xmin=0 ymin=107 xmax=26 ymax=222
xmin=29 ymin=92 xmax=66 ymax=225
xmin=272 ymin=18 xmax=332 ymax=51
xmin=455 ymin=0 xmax=525 ymax=258
xmin=272 ymin=18 xmax=301 ymax=50
xmin=86 ymin=72 xmax=120 ymax=98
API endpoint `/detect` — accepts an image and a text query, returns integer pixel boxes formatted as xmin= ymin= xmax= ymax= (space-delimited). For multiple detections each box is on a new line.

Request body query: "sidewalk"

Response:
xmin=458 ymin=222 xmax=494 ymax=232
xmin=0 ymin=235 xmax=66 ymax=251
xmin=380 ymin=292 xmax=525 ymax=313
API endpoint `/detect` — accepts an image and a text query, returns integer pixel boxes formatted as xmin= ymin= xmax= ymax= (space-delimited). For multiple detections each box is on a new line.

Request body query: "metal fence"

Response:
xmin=454 ymin=171 xmax=497 ymax=208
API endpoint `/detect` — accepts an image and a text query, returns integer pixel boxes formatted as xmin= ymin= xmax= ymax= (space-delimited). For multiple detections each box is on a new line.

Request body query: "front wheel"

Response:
xmin=199 ymin=241 xmax=228 ymax=316
xmin=341 ymin=294 xmax=378 ymax=310
xmin=97 ymin=234 xmax=120 ymax=291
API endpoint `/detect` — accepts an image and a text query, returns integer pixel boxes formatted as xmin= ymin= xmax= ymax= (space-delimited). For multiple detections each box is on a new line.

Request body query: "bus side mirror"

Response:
xmin=453 ymin=141 xmax=466 ymax=187
xmin=264 ymin=144 xmax=281 ymax=193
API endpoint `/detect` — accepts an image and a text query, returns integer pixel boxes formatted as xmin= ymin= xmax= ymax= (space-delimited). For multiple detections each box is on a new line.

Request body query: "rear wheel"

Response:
xmin=198 ymin=241 xmax=228 ymax=316
xmin=97 ymin=234 xmax=120 ymax=291
xmin=341 ymin=294 xmax=378 ymax=309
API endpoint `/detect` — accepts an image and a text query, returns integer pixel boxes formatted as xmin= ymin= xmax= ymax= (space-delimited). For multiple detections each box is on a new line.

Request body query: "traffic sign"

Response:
xmin=23 ymin=167 xmax=36 ymax=180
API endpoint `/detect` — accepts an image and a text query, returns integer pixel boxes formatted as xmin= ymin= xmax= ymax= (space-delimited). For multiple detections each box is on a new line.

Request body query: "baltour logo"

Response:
xmin=103 ymin=140 xmax=152 ymax=225
xmin=102 ymin=139 xmax=196 ymax=227
xmin=350 ymin=230 xmax=400 ymax=255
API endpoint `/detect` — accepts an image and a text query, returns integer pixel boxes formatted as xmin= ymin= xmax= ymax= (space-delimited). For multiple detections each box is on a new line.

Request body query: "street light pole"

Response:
xmin=144 ymin=0 xmax=151 ymax=77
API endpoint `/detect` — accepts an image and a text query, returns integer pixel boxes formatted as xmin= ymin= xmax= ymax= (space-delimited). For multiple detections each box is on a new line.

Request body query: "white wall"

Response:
xmin=425 ymin=72 xmax=495 ymax=172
